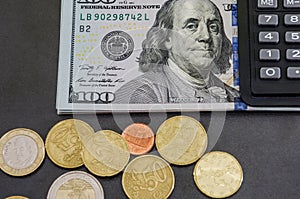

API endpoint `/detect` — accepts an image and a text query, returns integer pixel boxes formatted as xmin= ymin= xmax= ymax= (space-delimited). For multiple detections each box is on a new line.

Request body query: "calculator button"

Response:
xmin=285 ymin=32 xmax=300 ymax=43
xmin=259 ymin=32 xmax=279 ymax=43
xmin=284 ymin=14 xmax=300 ymax=25
xmin=284 ymin=0 xmax=300 ymax=8
xmin=257 ymin=0 xmax=278 ymax=8
xmin=286 ymin=49 xmax=300 ymax=60
xmin=260 ymin=67 xmax=281 ymax=79
xmin=259 ymin=49 xmax=280 ymax=61
xmin=287 ymin=67 xmax=300 ymax=78
xmin=258 ymin=15 xmax=278 ymax=26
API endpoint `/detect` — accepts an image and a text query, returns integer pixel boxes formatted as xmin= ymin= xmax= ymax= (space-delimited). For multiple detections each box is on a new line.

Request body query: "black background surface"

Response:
xmin=0 ymin=0 xmax=300 ymax=198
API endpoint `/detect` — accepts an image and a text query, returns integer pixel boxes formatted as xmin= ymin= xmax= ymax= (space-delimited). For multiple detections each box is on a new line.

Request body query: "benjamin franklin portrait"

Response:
xmin=114 ymin=0 xmax=239 ymax=104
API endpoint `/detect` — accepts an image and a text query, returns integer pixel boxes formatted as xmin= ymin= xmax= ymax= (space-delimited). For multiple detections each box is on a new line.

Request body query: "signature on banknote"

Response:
xmin=79 ymin=64 xmax=125 ymax=72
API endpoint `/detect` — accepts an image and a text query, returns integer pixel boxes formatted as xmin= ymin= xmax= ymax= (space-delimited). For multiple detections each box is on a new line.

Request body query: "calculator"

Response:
xmin=239 ymin=0 xmax=300 ymax=106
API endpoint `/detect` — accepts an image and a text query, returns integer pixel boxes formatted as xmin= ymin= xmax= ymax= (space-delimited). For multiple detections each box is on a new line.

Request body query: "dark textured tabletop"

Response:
xmin=0 ymin=1 xmax=300 ymax=198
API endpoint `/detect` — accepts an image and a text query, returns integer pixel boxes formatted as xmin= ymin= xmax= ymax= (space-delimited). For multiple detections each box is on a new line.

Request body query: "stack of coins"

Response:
xmin=154 ymin=116 xmax=243 ymax=198
xmin=1 ymin=116 xmax=243 ymax=199
xmin=121 ymin=115 xmax=243 ymax=198
xmin=118 ymin=115 xmax=209 ymax=198
xmin=45 ymin=119 xmax=130 ymax=177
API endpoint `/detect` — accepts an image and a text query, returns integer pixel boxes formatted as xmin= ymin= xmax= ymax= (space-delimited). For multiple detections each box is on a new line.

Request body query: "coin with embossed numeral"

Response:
xmin=5 ymin=196 xmax=29 ymax=199
xmin=193 ymin=151 xmax=243 ymax=198
xmin=82 ymin=130 xmax=130 ymax=177
xmin=122 ymin=155 xmax=175 ymax=199
xmin=45 ymin=119 xmax=94 ymax=168
xmin=47 ymin=171 xmax=104 ymax=199
xmin=0 ymin=128 xmax=45 ymax=176
xmin=156 ymin=115 xmax=208 ymax=165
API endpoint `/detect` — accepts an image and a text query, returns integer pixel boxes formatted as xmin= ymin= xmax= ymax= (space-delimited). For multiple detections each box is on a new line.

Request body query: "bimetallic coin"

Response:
xmin=82 ymin=130 xmax=130 ymax=177
xmin=0 ymin=128 xmax=45 ymax=176
xmin=122 ymin=155 xmax=175 ymax=199
xmin=193 ymin=151 xmax=243 ymax=198
xmin=122 ymin=123 xmax=154 ymax=155
xmin=45 ymin=119 xmax=94 ymax=168
xmin=156 ymin=116 xmax=207 ymax=165
xmin=47 ymin=171 xmax=104 ymax=199
xmin=5 ymin=196 xmax=29 ymax=199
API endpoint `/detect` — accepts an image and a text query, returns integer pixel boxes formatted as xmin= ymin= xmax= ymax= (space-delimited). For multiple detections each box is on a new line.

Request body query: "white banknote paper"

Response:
xmin=56 ymin=0 xmax=244 ymax=114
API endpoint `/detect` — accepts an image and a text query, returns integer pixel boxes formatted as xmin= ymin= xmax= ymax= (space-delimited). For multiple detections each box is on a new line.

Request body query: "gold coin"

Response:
xmin=0 ymin=128 xmax=45 ymax=176
xmin=155 ymin=115 xmax=207 ymax=165
xmin=82 ymin=130 xmax=130 ymax=177
xmin=45 ymin=119 xmax=94 ymax=168
xmin=193 ymin=151 xmax=243 ymax=198
xmin=5 ymin=196 xmax=29 ymax=199
xmin=122 ymin=155 xmax=175 ymax=199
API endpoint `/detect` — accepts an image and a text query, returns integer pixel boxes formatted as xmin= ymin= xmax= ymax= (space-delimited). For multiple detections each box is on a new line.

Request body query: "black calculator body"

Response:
xmin=239 ymin=0 xmax=300 ymax=106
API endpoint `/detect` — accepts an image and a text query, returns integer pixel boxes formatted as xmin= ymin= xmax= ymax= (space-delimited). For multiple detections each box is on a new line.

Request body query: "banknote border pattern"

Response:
xmin=68 ymin=0 xmax=77 ymax=103
xmin=66 ymin=0 xmax=242 ymax=105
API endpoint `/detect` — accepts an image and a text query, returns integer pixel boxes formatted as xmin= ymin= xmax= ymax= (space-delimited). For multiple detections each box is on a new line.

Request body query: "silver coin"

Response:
xmin=3 ymin=135 xmax=38 ymax=170
xmin=47 ymin=171 xmax=105 ymax=199
xmin=0 ymin=128 xmax=45 ymax=176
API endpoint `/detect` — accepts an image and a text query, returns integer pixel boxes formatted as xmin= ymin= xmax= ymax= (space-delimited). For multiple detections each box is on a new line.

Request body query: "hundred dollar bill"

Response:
xmin=56 ymin=0 xmax=242 ymax=114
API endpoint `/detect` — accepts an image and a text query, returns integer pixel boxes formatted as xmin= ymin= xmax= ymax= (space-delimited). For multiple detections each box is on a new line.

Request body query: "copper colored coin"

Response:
xmin=122 ymin=123 xmax=154 ymax=155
